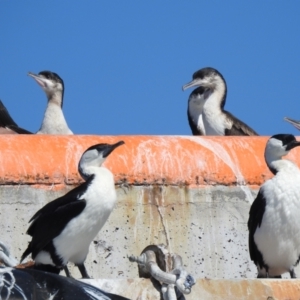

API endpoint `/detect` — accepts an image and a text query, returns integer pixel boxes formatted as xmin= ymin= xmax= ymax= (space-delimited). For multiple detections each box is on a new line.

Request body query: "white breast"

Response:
xmin=37 ymin=103 xmax=73 ymax=134
xmin=254 ymin=162 xmax=300 ymax=275
xmin=199 ymin=77 xmax=231 ymax=135
xmin=202 ymin=90 xmax=231 ymax=136
xmin=197 ymin=114 xmax=205 ymax=135
xmin=202 ymin=107 xmax=227 ymax=136
xmin=53 ymin=168 xmax=116 ymax=265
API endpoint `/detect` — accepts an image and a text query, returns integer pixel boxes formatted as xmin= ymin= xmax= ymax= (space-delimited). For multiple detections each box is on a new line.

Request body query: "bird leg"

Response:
xmin=256 ymin=265 xmax=267 ymax=278
xmin=77 ymin=263 xmax=90 ymax=279
xmin=64 ymin=265 xmax=72 ymax=278
xmin=290 ymin=269 xmax=297 ymax=279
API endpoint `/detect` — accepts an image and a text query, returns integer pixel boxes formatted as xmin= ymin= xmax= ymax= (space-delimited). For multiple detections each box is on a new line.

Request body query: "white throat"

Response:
xmin=202 ymin=78 xmax=227 ymax=135
xmin=37 ymin=97 xmax=73 ymax=134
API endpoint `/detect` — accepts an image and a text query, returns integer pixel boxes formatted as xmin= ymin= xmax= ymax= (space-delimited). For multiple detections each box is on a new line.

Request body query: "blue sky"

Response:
xmin=1 ymin=2 xmax=300 ymax=136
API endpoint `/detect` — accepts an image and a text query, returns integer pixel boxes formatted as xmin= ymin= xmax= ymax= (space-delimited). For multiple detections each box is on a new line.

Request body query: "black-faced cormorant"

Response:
xmin=182 ymin=67 xmax=258 ymax=136
xmin=28 ymin=71 xmax=73 ymax=134
xmin=248 ymin=134 xmax=300 ymax=278
xmin=21 ymin=141 xmax=125 ymax=278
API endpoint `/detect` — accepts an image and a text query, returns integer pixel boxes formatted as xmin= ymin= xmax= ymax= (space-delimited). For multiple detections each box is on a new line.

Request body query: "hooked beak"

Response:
xmin=102 ymin=140 xmax=125 ymax=158
xmin=28 ymin=72 xmax=48 ymax=89
xmin=286 ymin=139 xmax=300 ymax=151
xmin=284 ymin=117 xmax=300 ymax=131
xmin=182 ymin=78 xmax=203 ymax=91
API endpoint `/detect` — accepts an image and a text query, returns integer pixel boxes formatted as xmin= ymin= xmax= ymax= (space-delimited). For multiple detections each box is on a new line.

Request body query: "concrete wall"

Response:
xmin=1 ymin=135 xmax=300 ymax=299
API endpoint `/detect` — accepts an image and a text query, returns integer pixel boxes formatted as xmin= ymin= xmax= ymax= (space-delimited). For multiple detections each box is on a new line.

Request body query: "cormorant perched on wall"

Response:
xmin=21 ymin=141 xmax=125 ymax=278
xmin=28 ymin=71 xmax=73 ymax=134
xmin=183 ymin=67 xmax=258 ymax=136
xmin=248 ymin=134 xmax=300 ymax=278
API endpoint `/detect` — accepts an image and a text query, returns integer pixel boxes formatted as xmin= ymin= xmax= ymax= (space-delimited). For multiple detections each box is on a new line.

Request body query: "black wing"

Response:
xmin=22 ymin=176 xmax=94 ymax=260
xmin=248 ymin=189 xmax=266 ymax=268
xmin=28 ymin=175 xmax=94 ymax=225
xmin=187 ymin=87 xmax=206 ymax=136
xmin=224 ymin=110 xmax=258 ymax=136
xmin=187 ymin=110 xmax=202 ymax=135
xmin=0 ymin=100 xmax=32 ymax=134
xmin=29 ymin=200 xmax=86 ymax=259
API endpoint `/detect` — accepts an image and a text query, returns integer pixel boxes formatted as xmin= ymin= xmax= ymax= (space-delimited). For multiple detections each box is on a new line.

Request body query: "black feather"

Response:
xmin=224 ymin=110 xmax=258 ymax=136
xmin=21 ymin=175 xmax=95 ymax=262
xmin=0 ymin=100 xmax=32 ymax=134
xmin=248 ymin=189 xmax=267 ymax=269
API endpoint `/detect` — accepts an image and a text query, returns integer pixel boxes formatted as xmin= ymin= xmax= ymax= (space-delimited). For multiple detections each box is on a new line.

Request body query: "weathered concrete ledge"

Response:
xmin=82 ymin=278 xmax=300 ymax=300
xmin=1 ymin=135 xmax=300 ymax=298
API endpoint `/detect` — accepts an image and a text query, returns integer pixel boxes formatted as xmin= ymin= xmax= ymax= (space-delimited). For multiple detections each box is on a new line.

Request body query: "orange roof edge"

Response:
xmin=0 ymin=135 xmax=297 ymax=188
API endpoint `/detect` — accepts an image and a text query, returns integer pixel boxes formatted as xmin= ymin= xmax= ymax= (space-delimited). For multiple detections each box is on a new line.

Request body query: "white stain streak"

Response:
xmin=157 ymin=187 xmax=172 ymax=252
xmin=133 ymin=189 xmax=144 ymax=241
xmin=182 ymin=137 xmax=253 ymax=203
xmin=132 ymin=137 xmax=197 ymax=182
xmin=64 ymin=139 xmax=83 ymax=182
xmin=148 ymin=191 xmax=154 ymax=242
xmin=129 ymin=136 xmax=255 ymax=204
xmin=83 ymin=286 xmax=110 ymax=299
xmin=117 ymin=154 xmax=128 ymax=171
xmin=49 ymin=290 xmax=59 ymax=300
xmin=133 ymin=139 xmax=159 ymax=175
xmin=0 ymin=268 xmax=27 ymax=300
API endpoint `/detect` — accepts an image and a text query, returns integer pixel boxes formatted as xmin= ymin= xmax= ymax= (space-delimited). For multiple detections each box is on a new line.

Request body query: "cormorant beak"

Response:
xmin=182 ymin=78 xmax=203 ymax=91
xmin=284 ymin=117 xmax=300 ymax=131
xmin=286 ymin=140 xmax=300 ymax=151
xmin=28 ymin=72 xmax=49 ymax=89
xmin=102 ymin=140 xmax=125 ymax=158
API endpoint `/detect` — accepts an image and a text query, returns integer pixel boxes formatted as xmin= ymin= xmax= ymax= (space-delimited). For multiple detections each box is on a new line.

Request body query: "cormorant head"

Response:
xmin=28 ymin=71 xmax=64 ymax=105
xmin=265 ymin=134 xmax=300 ymax=173
xmin=182 ymin=67 xmax=226 ymax=91
xmin=182 ymin=67 xmax=227 ymax=109
xmin=78 ymin=141 xmax=125 ymax=180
